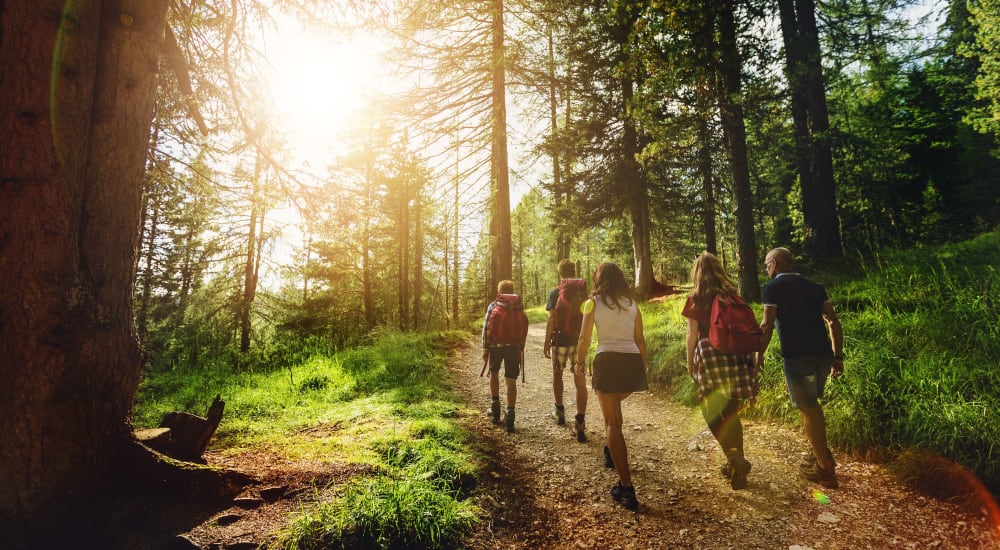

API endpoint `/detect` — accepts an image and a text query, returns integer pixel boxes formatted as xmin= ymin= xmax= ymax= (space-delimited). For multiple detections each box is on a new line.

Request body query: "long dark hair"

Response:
xmin=591 ymin=262 xmax=634 ymax=310
xmin=689 ymin=252 xmax=739 ymax=309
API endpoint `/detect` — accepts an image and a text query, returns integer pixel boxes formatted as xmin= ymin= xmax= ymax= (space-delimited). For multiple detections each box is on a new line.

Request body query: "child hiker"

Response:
xmin=482 ymin=279 xmax=529 ymax=433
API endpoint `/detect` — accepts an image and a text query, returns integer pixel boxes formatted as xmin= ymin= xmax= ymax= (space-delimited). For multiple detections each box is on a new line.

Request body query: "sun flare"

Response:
xmin=265 ymin=27 xmax=384 ymax=165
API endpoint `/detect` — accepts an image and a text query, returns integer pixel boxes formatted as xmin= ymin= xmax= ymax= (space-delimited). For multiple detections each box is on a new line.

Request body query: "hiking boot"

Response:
xmin=573 ymin=418 xmax=587 ymax=443
xmin=801 ymin=448 xmax=834 ymax=466
xmin=730 ymin=458 xmax=752 ymax=490
xmin=610 ymin=482 xmax=639 ymax=511
xmin=504 ymin=409 xmax=515 ymax=433
xmin=490 ymin=400 xmax=501 ymax=425
xmin=603 ymin=445 xmax=615 ymax=469
xmin=550 ymin=405 xmax=566 ymax=426
xmin=800 ymin=460 xmax=838 ymax=488
xmin=721 ymin=458 xmax=752 ymax=485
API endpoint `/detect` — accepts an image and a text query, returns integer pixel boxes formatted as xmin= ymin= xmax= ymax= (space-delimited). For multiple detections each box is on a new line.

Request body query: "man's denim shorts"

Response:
xmin=783 ymin=355 xmax=832 ymax=408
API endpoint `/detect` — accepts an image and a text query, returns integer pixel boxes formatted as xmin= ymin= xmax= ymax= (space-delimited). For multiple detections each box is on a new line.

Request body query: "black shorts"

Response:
xmin=489 ymin=346 xmax=521 ymax=379
xmin=592 ymin=352 xmax=648 ymax=393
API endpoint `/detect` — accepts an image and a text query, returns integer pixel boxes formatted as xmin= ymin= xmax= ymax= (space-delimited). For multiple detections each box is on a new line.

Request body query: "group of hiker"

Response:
xmin=481 ymin=248 xmax=844 ymax=511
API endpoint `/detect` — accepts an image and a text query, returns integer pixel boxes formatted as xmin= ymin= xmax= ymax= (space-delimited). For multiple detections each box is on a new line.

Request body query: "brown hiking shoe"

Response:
xmin=800 ymin=460 xmax=838 ymax=488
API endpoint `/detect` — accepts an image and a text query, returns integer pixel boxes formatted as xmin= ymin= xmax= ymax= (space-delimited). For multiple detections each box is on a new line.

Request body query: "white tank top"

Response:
xmin=592 ymin=295 xmax=639 ymax=354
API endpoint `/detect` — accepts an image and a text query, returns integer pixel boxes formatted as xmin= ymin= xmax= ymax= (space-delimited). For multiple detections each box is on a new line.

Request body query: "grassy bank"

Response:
xmin=134 ymin=329 xmax=480 ymax=549
xmin=645 ymin=230 xmax=1000 ymax=494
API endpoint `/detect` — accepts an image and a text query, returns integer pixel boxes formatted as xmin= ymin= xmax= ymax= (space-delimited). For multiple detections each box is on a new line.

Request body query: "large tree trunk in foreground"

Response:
xmin=0 ymin=0 xmax=168 ymax=524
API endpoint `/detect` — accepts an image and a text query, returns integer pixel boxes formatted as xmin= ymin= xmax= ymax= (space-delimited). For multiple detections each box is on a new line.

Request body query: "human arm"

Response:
xmin=822 ymin=300 xmax=844 ymax=378
xmin=575 ymin=298 xmax=595 ymax=367
xmin=482 ymin=304 xmax=493 ymax=360
xmin=758 ymin=304 xmax=777 ymax=371
xmin=543 ymin=310 xmax=556 ymax=359
xmin=634 ymin=306 xmax=648 ymax=369
xmin=686 ymin=317 xmax=699 ymax=367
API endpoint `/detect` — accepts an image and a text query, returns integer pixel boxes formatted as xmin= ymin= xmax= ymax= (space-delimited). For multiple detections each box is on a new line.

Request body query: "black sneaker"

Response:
xmin=603 ymin=445 xmax=615 ymax=469
xmin=550 ymin=406 xmax=566 ymax=426
xmin=573 ymin=419 xmax=587 ymax=443
xmin=490 ymin=400 xmax=501 ymax=425
xmin=730 ymin=458 xmax=752 ymax=490
xmin=610 ymin=482 xmax=639 ymax=511
xmin=504 ymin=409 xmax=515 ymax=433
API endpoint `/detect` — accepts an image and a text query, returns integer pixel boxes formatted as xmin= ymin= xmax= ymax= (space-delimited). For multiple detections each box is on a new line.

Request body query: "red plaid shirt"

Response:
xmin=689 ymin=338 xmax=759 ymax=402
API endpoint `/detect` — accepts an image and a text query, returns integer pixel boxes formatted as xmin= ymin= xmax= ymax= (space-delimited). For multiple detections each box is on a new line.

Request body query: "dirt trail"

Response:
xmin=452 ymin=322 xmax=999 ymax=549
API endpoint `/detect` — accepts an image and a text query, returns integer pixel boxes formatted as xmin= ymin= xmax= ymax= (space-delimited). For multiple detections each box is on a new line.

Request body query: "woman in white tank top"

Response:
xmin=575 ymin=262 xmax=648 ymax=511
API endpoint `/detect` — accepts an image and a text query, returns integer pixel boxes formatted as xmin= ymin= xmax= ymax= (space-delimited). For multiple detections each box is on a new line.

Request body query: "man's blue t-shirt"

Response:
xmin=762 ymin=273 xmax=832 ymax=359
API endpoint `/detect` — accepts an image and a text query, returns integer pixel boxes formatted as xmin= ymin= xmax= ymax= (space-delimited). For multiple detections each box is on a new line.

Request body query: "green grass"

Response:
xmin=644 ymin=230 xmax=1000 ymax=494
xmin=135 ymin=329 xmax=480 ymax=548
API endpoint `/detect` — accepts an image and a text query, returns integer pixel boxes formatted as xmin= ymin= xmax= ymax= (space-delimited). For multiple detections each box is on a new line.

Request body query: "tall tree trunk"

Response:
xmin=623 ymin=102 xmax=653 ymax=298
xmin=558 ymin=76 xmax=574 ymax=262
xmin=451 ymin=160 xmax=460 ymax=326
xmin=778 ymin=0 xmax=842 ymax=258
xmin=716 ymin=0 xmax=761 ymax=301
xmin=302 ymin=232 xmax=312 ymax=302
xmin=696 ymin=79 xmax=718 ymax=255
xmin=0 ymin=0 xmax=169 ymax=522
xmin=362 ymin=173 xmax=375 ymax=330
xmin=490 ymin=0 xmax=513 ymax=290
xmin=412 ymin=196 xmax=423 ymax=329
xmin=547 ymin=24 xmax=571 ymax=261
xmin=610 ymin=4 xmax=652 ymax=297
xmin=398 ymin=180 xmax=410 ymax=330
xmin=240 ymin=155 xmax=262 ymax=354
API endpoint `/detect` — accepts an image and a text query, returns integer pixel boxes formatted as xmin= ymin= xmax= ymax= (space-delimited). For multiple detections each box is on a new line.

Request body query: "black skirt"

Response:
xmin=592 ymin=352 xmax=648 ymax=393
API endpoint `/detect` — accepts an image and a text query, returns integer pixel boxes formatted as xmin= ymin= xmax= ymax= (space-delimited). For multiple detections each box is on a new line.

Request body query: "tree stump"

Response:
xmin=137 ymin=394 xmax=224 ymax=462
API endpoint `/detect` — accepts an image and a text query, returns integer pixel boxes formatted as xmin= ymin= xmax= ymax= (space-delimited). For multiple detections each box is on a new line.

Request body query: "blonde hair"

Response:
xmin=497 ymin=279 xmax=514 ymax=294
xmin=689 ymin=253 xmax=739 ymax=309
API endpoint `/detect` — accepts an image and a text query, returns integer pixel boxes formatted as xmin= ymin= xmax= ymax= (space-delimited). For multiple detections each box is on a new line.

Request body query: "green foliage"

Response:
xmin=966 ymin=0 xmax=1000 ymax=136
xmin=274 ymin=475 xmax=478 ymax=550
xmin=137 ymin=329 xmax=481 ymax=548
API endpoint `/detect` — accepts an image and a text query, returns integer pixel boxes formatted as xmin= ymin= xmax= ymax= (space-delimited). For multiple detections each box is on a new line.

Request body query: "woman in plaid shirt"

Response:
xmin=681 ymin=253 xmax=760 ymax=490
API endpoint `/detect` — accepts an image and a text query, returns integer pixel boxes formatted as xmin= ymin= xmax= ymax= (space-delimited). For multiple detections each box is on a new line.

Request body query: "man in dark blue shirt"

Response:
xmin=759 ymin=247 xmax=844 ymax=488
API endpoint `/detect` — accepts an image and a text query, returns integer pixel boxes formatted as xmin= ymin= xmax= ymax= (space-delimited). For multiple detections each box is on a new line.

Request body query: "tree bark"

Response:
xmin=0 ymin=0 xmax=169 ymax=522
xmin=716 ymin=0 xmax=761 ymax=301
xmin=240 ymin=153 xmax=263 ymax=354
xmin=778 ymin=0 xmax=842 ymax=258
xmin=696 ymin=79 xmax=718 ymax=255
xmin=490 ymin=0 xmax=513 ymax=288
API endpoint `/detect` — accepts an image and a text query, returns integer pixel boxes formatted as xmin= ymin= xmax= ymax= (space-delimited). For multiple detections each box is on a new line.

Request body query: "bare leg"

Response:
xmin=489 ymin=369 xmax=500 ymax=400
xmin=552 ymin=362 xmax=564 ymax=406
xmin=505 ymin=376 xmax=517 ymax=409
xmin=597 ymin=390 xmax=632 ymax=486
xmin=799 ymin=404 xmax=833 ymax=469
xmin=572 ymin=366 xmax=588 ymax=416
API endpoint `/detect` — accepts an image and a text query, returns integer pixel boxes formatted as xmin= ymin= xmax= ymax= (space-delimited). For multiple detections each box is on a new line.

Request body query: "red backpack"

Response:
xmin=554 ymin=278 xmax=587 ymax=339
xmin=487 ymin=294 xmax=529 ymax=348
xmin=708 ymin=293 xmax=763 ymax=354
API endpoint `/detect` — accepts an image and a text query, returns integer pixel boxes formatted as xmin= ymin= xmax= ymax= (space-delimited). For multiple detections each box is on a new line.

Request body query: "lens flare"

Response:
xmin=812 ymin=488 xmax=831 ymax=505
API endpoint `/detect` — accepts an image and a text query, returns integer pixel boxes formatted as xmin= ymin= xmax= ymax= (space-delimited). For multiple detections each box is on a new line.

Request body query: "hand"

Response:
xmin=543 ymin=343 xmax=551 ymax=359
xmin=831 ymin=358 xmax=844 ymax=378
xmin=481 ymin=349 xmax=489 ymax=362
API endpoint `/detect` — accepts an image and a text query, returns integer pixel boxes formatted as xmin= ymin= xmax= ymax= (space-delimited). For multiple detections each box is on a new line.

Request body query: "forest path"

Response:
xmin=451 ymin=322 xmax=999 ymax=549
